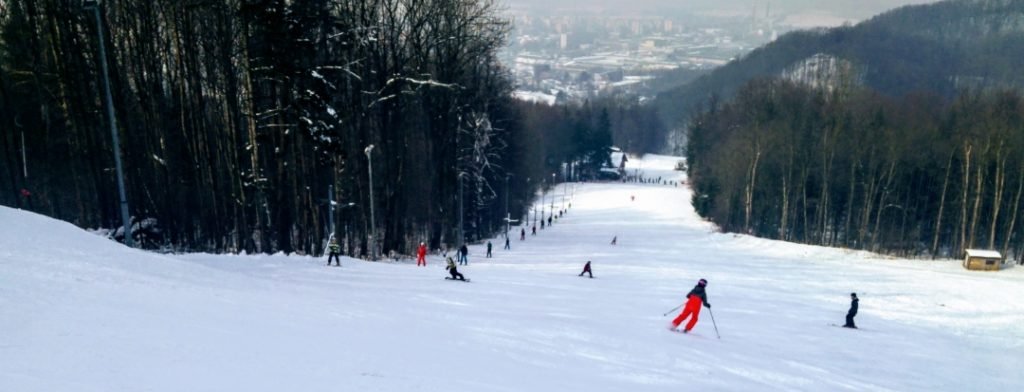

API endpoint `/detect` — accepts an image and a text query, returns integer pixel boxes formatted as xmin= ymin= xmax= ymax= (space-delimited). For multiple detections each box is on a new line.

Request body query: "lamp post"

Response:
xmin=504 ymin=174 xmax=511 ymax=238
xmin=326 ymin=185 xmax=356 ymax=240
xmin=540 ymin=180 xmax=545 ymax=228
xmin=364 ymin=145 xmax=377 ymax=260
xmin=550 ymin=173 xmax=556 ymax=220
xmin=84 ymin=0 xmax=131 ymax=247
xmin=458 ymin=171 xmax=465 ymax=247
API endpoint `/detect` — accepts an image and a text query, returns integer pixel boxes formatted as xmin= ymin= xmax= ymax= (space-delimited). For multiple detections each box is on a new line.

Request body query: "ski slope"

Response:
xmin=2 ymin=154 xmax=1022 ymax=391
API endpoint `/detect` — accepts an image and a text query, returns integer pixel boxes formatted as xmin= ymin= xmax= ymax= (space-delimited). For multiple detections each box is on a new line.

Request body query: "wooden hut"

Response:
xmin=962 ymin=249 xmax=1007 ymax=271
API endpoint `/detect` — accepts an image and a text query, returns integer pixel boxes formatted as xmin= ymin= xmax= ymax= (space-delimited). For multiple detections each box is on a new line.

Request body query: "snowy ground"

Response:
xmin=2 ymin=154 xmax=1023 ymax=391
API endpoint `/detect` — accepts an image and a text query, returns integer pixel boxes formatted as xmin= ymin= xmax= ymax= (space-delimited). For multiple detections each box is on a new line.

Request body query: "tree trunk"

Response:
xmin=931 ymin=150 xmax=954 ymax=258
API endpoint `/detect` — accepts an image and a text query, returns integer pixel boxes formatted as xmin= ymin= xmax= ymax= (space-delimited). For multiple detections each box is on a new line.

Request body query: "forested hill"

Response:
xmin=0 ymin=0 xmax=626 ymax=257
xmin=655 ymin=0 xmax=1024 ymax=128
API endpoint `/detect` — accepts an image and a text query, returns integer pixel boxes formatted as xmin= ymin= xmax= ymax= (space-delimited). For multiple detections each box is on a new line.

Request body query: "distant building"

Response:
xmin=963 ymin=249 xmax=1010 ymax=271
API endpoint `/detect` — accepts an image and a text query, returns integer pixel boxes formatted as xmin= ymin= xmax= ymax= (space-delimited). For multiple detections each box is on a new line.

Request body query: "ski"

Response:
xmin=827 ymin=325 xmax=860 ymax=331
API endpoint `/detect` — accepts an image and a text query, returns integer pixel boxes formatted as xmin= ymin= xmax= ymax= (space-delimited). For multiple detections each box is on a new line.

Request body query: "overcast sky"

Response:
xmin=504 ymin=0 xmax=941 ymax=21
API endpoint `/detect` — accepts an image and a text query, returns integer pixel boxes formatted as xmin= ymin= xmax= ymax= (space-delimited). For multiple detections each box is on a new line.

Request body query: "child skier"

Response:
xmin=578 ymin=261 xmax=593 ymax=278
xmin=327 ymin=238 xmax=341 ymax=266
xmin=416 ymin=242 xmax=427 ymax=267
xmin=446 ymin=257 xmax=466 ymax=281
xmin=843 ymin=293 xmax=859 ymax=328
xmin=670 ymin=279 xmax=711 ymax=333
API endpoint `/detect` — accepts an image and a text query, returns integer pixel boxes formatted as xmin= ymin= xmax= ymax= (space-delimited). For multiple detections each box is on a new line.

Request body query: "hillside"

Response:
xmin=654 ymin=0 xmax=1024 ymax=128
xmin=2 ymin=154 xmax=1022 ymax=391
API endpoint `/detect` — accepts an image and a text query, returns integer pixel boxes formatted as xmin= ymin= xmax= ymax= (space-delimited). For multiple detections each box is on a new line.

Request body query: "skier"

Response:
xmin=541 ymin=219 xmax=545 ymax=229
xmin=446 ymin=257 xmax=466 ymax=281
xmin=458 ymin=244 xmax=469 ymax=265
xmin=416 ymin=242 xmax=427 ymax=267
xmin=631 ymin=195 xmax=635 ymax=201
xmin=532 ymin=225 xmax=537 ymax=235
xmin=670 ymin=279 xmax=711 ymax=333
xmin=486 ymin=241 xmax=493 ymax=258
xmin=327 ymin=238 xmax=342 ymax=266
xmin=504 ymin=236 xmax=511 ymax=250
xmin=578 ymin=261 xmax=593 ymax=278
xmin=610 ymin=236 xmax=617 ymax=245
xmin=843 ymin=293 xmax=859 ymax=328
xmin=521 ymin=228 xmax=527 ymax=240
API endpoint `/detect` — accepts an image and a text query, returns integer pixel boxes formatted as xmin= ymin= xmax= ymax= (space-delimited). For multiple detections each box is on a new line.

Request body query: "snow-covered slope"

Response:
xmin=2 ymin=154 xmax=1022 ymax=391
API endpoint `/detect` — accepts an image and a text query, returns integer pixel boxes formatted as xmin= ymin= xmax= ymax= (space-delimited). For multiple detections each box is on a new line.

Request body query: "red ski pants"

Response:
xmin=417 ymin=255 xmax=426 ymax=266
xmin=671 ymin=295 xmax=703 ymax=331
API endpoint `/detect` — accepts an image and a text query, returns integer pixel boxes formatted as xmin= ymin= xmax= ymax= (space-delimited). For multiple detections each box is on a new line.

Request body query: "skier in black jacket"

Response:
xmin=670 ymin=279 xmax=711 ymax=333
xmin=578 ymin=261 xmax=593 ymax=278
xmin=843 ymin=293 xmax=859 ymax=328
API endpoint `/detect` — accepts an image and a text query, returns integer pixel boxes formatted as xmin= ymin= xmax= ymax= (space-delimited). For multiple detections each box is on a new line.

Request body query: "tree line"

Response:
xmin=0 ymin=0 xmax=622 ymax=257
xmin=687 ymin=78 xmax=1024 ymax=259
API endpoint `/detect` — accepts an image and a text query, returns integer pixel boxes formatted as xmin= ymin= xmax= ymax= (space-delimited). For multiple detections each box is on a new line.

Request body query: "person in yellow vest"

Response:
xmin=327 ymin=238 xmax=341 ymax=266
xmin=446 ymin=257 xmax=466 ymax=281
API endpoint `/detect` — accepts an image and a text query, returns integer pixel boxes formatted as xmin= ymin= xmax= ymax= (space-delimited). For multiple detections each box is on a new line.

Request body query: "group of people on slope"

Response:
xmin=326 ymin=239 xmax=859 ymax=332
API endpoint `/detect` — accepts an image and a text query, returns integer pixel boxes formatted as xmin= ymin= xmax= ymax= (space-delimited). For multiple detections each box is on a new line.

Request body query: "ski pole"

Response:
xmin=662 ymin=303 xmax=683 ymax=317
xmin=708 ymin=307 xmax=720 ymax=339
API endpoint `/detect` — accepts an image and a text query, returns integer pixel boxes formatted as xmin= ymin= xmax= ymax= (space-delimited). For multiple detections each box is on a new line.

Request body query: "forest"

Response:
xmin=687 ymin=78 xmax=1024 ymax=259
xmin=0 ymin=0 xmax=655 ymax=257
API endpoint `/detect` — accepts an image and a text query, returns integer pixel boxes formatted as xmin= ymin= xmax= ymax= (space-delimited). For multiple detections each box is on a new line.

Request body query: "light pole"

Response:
xmin=364 ymin=145 xmax=377 ymax=260
xmin=458 ymin=172 xmax=465 ymax=247
xmin=540 ymin=180 xmax=545 ymax=228
xmin=326 ymin=185 xmax=355 ymax=240
xmin=550 ymin=173 xmax=555 ymax=221
xmin=562 ymin=181 xmax=567 ymax=212
xmin=504 ymin=174 xmax=511 ymax=238
xmin=84 ymin=0 xmax=131 ymax=247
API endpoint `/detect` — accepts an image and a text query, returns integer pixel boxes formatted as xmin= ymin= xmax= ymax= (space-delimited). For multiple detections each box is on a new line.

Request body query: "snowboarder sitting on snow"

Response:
xmin=446 ymin=257 xmax=466 ymax=281
xmin=843 ymin=293 xmax=859 ymax=328
xmin=670 ymin=279 xmax=711 ymax=333
xmin=578 ymin=261 xmax=593 ymax=278
xmin=327 ymin=238 xmax=341 ymax=266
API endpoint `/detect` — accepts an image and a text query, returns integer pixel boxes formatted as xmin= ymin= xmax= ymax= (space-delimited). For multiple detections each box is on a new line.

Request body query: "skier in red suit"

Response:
xmin=416 ymin=242 xmax=427 ymax=266
xmin=670 ymin=279 xmax=711 ymax=333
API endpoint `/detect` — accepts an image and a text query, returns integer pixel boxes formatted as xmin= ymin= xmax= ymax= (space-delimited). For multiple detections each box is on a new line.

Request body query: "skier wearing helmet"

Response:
xmin=416 ymin=242 xmax=427 ymax=266
xmin=670 ymin=279 xmax=711 ymax=333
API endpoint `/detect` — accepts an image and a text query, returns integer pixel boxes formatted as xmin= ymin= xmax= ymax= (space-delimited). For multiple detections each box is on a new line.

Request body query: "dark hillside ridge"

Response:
xmin=655 ymin=0 xmax=1024 ymax=128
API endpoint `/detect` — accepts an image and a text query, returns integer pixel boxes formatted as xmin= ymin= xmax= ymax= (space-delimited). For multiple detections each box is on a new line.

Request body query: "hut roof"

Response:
xmin=965 ymin=249 xmax=1002 ymax=259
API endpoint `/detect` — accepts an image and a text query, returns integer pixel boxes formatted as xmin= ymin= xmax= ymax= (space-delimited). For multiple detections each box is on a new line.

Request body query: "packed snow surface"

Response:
xmin=2 ymin=154 xmax=1022 ymax=391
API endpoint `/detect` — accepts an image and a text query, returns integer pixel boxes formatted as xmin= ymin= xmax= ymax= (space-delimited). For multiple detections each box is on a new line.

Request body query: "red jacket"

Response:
xmin=417 ymin=245 xmax=427 ymax=257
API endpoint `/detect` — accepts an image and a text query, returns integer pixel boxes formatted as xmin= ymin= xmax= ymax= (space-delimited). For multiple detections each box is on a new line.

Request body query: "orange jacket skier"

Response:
xmin=670 ymin=279 xmax=711 ymax=333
